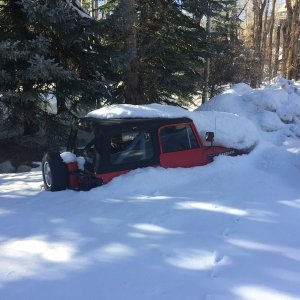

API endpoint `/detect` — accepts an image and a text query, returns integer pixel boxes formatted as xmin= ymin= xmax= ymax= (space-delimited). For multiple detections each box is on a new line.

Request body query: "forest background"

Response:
xmin=0 ymin=0 xmax=299 ymax=166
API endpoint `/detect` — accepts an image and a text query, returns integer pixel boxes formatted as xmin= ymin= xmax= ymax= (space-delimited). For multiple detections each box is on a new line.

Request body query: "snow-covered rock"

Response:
xmin=16 ymin=165 xmax=32 ymax=173
xmin=0 ymin=160 xmax=16 ymax=173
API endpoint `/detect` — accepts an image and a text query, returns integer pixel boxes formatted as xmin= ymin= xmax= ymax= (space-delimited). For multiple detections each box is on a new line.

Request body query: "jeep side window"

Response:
xmin=76 ymin=129 xmax=94 ymax=149
xmin=110 ymin=131 xmax=154 ymax=165
xmin=160 ymin=124 xmax=199 ymax=153
xmin=74 ymin=129 xmax=95 ymax=169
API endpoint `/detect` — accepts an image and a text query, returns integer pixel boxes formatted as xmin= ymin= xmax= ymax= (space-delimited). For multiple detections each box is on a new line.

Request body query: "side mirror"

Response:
xmin=205 ymin=132 xmax=214 ymax=146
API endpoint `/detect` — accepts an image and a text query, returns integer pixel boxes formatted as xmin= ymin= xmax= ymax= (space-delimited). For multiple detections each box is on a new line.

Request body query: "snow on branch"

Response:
xmin=66 ymin=0 xmax=91 ymax=18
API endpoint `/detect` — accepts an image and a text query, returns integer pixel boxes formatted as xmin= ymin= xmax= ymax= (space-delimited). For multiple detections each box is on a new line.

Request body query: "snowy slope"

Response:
xmin=1 ymin=79 xmax=300 ymax=300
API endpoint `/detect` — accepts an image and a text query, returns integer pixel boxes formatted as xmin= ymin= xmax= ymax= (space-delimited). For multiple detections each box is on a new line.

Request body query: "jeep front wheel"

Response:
xmin=42 ymin=152 xmax=68 ymax=191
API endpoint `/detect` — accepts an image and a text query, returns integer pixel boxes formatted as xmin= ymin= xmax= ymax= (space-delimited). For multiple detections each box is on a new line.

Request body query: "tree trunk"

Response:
xmin=92 ymin=0 xmax=98 ymax=19
xmin=282 ymin=22 xmax=288 ymax=76
xmin=292 ymin=34 xmax=299 ymax=79
xmin=268 ymin=0 xmax=277 ymax=78
xmin=121 ymin=0 xmax=142 ymax=104
xmin=252 ymin=0 xmax=267 ymax=52
xmin=23 ymin=118 xmax=39 ymax=135
xmin=273 ymin=25 xmax=281 ymax=77
xmin=251 ymin=0 xmax=267 ymax=86
xmin=285 ymin=0 xmax=300 ymax=79
xmin=56 ymin=82 xmax=67 ymax=114
xmin=203 ymin=2 xmax=211 ymax=103
xmin=22 ymin=83 xmax=39 ymax=135
xmin=260 ymin=0 xmax=270 ymax=80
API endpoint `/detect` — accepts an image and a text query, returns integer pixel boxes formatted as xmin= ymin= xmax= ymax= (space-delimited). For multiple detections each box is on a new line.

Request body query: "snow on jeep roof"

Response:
xmin=86 ymin=104 xmax=189 ymax=119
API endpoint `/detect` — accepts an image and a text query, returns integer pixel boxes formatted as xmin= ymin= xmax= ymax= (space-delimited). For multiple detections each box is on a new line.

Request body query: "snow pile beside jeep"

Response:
xmin=198 ymin=78 xmax=300 ymax=142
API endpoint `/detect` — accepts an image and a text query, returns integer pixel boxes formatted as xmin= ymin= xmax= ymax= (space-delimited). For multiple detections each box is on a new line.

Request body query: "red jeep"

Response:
xmin=42 ymin=116 xmax=239 ymax=191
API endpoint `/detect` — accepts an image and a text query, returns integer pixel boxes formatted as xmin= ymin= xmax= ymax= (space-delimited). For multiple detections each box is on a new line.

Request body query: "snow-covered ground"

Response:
xmin=1 ymin=78 xmax=300 ymax=300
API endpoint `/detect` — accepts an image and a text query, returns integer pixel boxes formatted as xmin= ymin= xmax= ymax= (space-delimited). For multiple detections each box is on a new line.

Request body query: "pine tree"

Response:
xmin=208 ymin=0 xmax=246 ymax=94
xmin=0 ymin=0 xmax=112 ymax=141
xmin=182 ymin=0 xmax=244 ymax=97
xmin=101 ymin=0 xmax=208 ymax=106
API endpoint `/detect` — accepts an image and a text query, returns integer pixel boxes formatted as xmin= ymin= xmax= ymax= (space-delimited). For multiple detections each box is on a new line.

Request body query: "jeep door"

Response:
xmin=158 ymin=123 xmax=208 ymax=168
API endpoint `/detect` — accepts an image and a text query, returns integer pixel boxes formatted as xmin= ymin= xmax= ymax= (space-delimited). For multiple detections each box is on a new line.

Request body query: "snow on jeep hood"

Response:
xmin=86 ymin=103 xmax=259 ymax=150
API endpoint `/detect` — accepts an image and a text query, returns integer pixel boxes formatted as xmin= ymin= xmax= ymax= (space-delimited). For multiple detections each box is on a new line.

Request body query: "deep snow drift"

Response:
xmin=1 ymin=78 xmax=300 ymax=300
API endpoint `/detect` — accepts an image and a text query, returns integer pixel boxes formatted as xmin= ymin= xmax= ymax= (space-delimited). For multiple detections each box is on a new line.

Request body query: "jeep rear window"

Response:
xmin=110 ymin=131 xmax=154 ymax=165
xmin=160 ymin=124 xmax=199 ymax=153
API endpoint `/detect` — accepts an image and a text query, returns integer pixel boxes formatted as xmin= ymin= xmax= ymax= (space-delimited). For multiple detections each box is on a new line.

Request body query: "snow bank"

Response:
xmin=277 ymin=93 xmax=300 ymax=123
xmin=198 ymin=77 xmax=300 ymax=142
xmin=87 ymin=104 xmax=258 ymax=150
xmin=231 ymin=83 xmax=253 ymax=95
xmin=191 ymin=111 xmax=258 ymax=150
xmin=293 ymin=121 xmax=300 ymax=137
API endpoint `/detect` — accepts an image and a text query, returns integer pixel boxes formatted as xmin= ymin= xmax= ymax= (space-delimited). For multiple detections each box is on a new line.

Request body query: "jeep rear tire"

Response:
xmin=42 ymin=152 xmax=68 ymax=192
